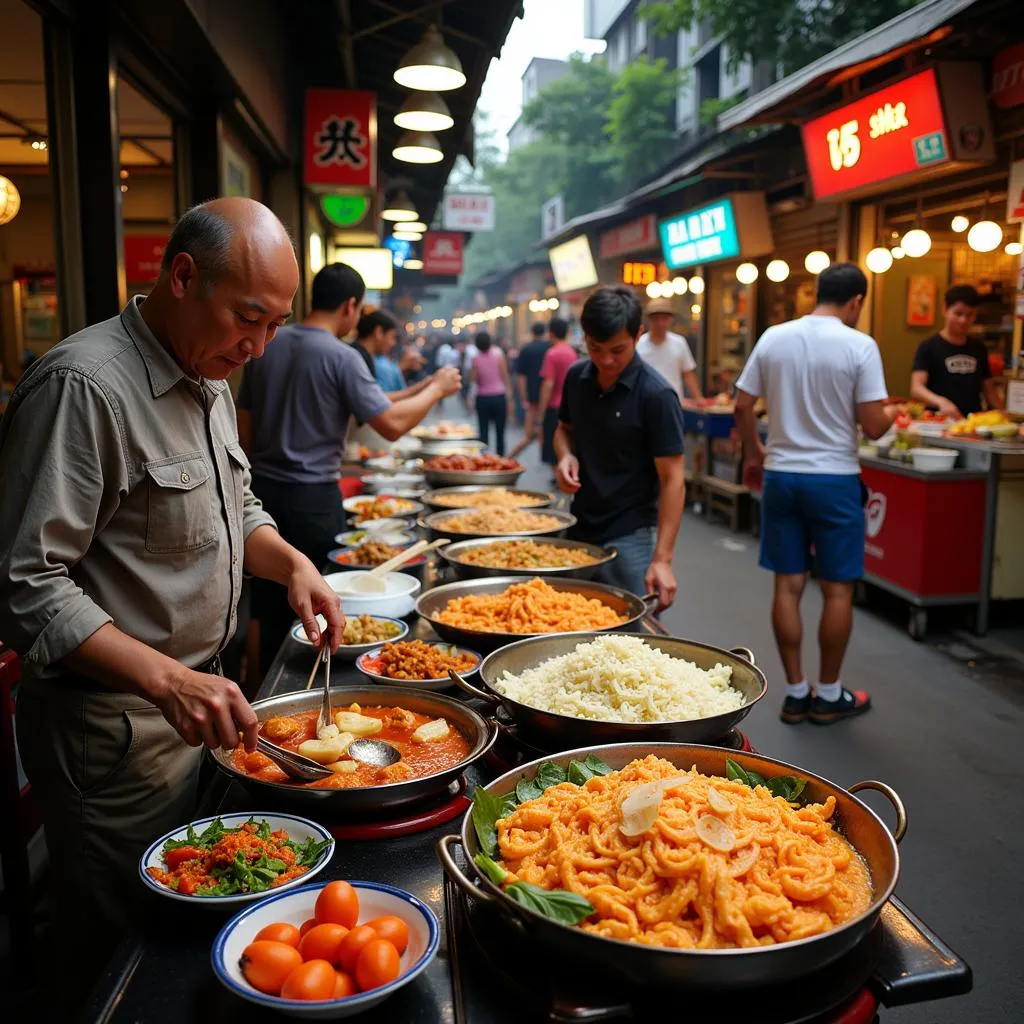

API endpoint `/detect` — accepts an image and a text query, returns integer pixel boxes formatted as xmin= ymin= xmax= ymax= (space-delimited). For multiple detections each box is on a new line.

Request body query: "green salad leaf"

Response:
xmin=163 ymin=816 xmax=229 ymax=852
xmin=515 ymin=777 xmax=544 ymax=803
xmin=726 ymin=758 xmax=806 ymax=802
xmin=535 ymin=762 xmax=568 ymax=790
xmin=284 ymin=834 xmax=334 ymax=867
xmin=473 ymin=854 xmax=593 ymax=926
xmin=471 ymin=787 xmax=518 ymax=859
xmin=473 ymin=852 xmax=509 ymax=886
xmin=567 ymin=754 xmax=614 ymax=786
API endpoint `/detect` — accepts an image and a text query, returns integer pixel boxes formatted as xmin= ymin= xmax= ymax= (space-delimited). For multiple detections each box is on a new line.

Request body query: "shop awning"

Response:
xmin=719 ymin=0 xmax=981 ymax=130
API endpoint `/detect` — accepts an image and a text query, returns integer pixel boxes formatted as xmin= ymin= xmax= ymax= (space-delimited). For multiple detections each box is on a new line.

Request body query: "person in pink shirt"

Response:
xmin=537 ymin=318 xmax=577 ymax=465
xmin=471 ymin=332 xmax=515 ymax=455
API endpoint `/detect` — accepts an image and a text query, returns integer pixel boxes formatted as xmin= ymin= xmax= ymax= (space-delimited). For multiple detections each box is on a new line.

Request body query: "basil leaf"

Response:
xmin=295 ymin=836 xmax=333 ymax=867
xmin=567 ymin=760 xmax=591 ymax=786
xmin=535 ymin=762 xmax=568 ymax=792
xmin=505 ymin=882 xmax=594 ymax=926
xmin=473 ymin=852 xmax=508 ymax=886
xmin=726 ymin=758 xmax=751 ymax=786
xmin=516 ymin=778 xmax=544 ymax=803
xmin=471 ymin=787 xmax=517 ymax=859
xmin=582 ymin=754 xmax=612 ymax=777
xmin=257 ymin=819 xmax=272 ymax=841
xmin=765 ymin=776 xmax=808 ymax=802
xmin=746 ymin=770 xmax=767 ymax=788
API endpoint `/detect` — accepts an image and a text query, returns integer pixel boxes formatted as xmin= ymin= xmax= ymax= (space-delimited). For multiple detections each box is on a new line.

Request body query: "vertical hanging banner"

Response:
xmin=304 ymin=89 xmax=377 ymax=187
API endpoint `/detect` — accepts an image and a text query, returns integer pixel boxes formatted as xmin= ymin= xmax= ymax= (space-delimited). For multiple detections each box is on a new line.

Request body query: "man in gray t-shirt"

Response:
xmin=236 ymin=263 xmax=460 ymax=669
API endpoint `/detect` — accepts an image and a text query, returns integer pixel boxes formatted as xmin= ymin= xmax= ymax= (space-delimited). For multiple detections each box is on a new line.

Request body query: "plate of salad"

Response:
xmin=139 ymin=813 xmax=335 ymax=908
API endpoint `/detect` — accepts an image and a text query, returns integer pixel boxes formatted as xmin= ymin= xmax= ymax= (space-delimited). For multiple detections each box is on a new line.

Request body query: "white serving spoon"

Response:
xmin=340 ymin=539 xmax=449 ymax=594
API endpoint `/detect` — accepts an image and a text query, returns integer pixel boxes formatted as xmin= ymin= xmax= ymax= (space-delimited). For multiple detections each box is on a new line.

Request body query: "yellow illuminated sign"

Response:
xmin=622 ymin=261 xmax=657 ymax=286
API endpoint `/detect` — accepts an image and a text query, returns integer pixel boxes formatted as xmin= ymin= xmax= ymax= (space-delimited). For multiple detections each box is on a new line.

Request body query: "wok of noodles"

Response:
xmin=493 ymin=755 xmax=872 ymax=949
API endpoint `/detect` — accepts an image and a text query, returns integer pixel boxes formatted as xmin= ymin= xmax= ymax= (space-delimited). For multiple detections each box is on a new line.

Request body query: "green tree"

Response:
xmin=605 ymin=58 xmax=684 ymax=186
xmin=641 ymin=0 xmax=926 ymax=75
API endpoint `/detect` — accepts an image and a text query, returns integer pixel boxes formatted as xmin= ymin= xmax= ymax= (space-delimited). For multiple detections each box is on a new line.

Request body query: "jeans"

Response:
xmin=476 ymin=393 xmax=508 ymax=455
xmin=596 ymin=525 xmax=657 ymax=598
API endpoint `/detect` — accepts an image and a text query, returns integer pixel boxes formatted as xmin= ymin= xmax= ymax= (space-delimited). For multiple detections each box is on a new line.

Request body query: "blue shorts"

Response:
xmin=760 ymin=471 xmax=864 ymax=582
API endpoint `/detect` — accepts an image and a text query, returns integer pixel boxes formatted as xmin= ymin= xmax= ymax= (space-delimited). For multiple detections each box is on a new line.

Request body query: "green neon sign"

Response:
xmin=321 ymin=193 xmax=370 ymax=228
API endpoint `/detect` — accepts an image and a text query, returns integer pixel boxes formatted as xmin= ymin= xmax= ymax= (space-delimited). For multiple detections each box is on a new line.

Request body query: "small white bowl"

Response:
xmin=334 ymin=528 xmax=414 ymax=548
xmin=342 ymin=496 xmax=423 ymax=517
xmin=355 ymin=517 xmax=416 ymax=534
xmin=323 ymin=571 xmax=421 ymax=618
xmin=290 ymin=615 xmax=410 ymax=660
xmin=910 ymin=447 xmax=959 ymax=472
xmin=211 ymin=880 xmax=439 ymax=1018
xmin=910 ymin=422 xmax=948 ymax=438
xmin=139 ymin=813 xmax=334 ymax=908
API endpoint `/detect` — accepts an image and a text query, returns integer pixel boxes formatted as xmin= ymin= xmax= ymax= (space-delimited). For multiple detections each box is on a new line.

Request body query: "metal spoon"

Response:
xmin=347 ymin=738 xmax=402 ymax=768
xmin=255 ymin=736 xmax=332 ymax=782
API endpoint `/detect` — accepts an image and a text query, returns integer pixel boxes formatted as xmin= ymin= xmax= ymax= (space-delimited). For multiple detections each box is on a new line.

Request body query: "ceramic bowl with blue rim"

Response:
xmin=211 ymin=880 xmax=440 ymax=1018
xmin=139 ymin=813 xmax=334 ymax=908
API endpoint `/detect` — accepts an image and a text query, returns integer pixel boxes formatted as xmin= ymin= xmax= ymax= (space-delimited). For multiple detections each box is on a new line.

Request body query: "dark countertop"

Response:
xmin=858 ymin=453 xmax=989 ymax=482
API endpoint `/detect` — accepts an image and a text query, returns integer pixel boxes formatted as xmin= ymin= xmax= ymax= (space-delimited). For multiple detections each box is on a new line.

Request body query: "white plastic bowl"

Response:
xmin=211 ymin=880 xmax=439 ymax=1018
xmin=910 ymin=422 xmax=948 ymax=438
xmin=139 ymin=813 xmax=334 ymax=908
xmin=910 ymin=447 xmax=959 ymax=472
xmin=323 ymin=571 xmax=421 ymax=617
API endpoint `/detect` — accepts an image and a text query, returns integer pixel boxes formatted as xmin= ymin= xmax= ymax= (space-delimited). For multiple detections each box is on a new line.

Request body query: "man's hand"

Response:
xmin=433 ymin=367 xmax=461 ymax=397
xmin=935 ymin=396 xmax=963 ymax=420
xmin=743 ymin=441 xmax=765 ymax=490
xmin=555 ymin=453 xmax=581 ymax=493
xmin=152 ymin=669 xmax=259 ymax=751
xmin=287 ymin=559 xmax=345 ymax=650
xmin=645 ymin=558 xmax=677 ymax=613
xmin=399 ymin=347 xmax=424 ymax=374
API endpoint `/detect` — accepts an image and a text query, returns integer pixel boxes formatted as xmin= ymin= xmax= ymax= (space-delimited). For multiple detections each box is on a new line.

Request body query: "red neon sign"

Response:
xmin=802 ymin=69 xmax=949 ymax=200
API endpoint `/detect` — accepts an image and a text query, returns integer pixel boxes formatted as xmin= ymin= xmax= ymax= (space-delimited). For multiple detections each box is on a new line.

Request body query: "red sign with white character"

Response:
xmin=304 ymin=89 xmax=376 ymax=187
xmin=422 ymin=232 xmax=463 ymax=276
xmin=992 ymin=42 xmax=1024 ymax=109
xmin=802 ymin=70 xmax=949 ymax=200
xmin=124 ymin=234 xmax=169 ymax=283
xmin=599 ymin=215 xmax=657 ymax=259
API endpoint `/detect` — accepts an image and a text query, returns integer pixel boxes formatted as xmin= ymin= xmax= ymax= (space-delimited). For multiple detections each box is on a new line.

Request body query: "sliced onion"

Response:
xmin=695 ymin=813 xmax=736 ymax=852
xmin=706 ymin=786 xmax=734 ymax=815
xmin=619 ymin=776 xmax=690 ymax=837
xmin=730 ymin=843 xmax=759 ymax=876
xmin=316 ymin=723 xmax=340 ymax=741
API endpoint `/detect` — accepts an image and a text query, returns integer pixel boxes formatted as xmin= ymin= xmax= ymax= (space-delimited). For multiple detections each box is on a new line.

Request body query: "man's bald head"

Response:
xmin=153 ymin=198 xmax=299 ymax=380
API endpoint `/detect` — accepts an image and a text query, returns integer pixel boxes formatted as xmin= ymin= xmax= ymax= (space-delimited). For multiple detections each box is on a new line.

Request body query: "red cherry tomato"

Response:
xmin=366 ymin=915 xmax=409 ymax=955
xmin=298 ymin=923 xmax=348 ymax=965
xmin=254 ymin=922 xmax=302 ymax=948
xmin=337 ymin=924 xmax=379 ymax=974
xmin=334 ymin=971 xmax=358 ymax=999
xmin=280 ymin=959 xmax=337 ymax=1001
xmin=355 ymin=939 xmax=401 ymax=992
xmin=239 ymin=940 xmax=302 ymax=996
xmin=299 ymin=918 xmax=317 ymax=937
xmin=315 ymin=881 xmax=359 ymax=929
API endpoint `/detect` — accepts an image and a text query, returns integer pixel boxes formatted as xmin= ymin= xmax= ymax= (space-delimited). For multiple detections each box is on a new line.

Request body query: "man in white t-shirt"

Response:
xmin=735 ymin=263 xmax=894 ymax=727
xmin=636 ymin=298 xmax=703 ymax=402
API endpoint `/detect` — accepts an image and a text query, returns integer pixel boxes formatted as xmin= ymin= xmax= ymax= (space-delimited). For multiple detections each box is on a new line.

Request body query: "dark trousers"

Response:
xmin=250 ymin=475 xmax=346 ymax=673
xmin=541 ymin=406 xmax=559 ymax=465
xmin=477 ymin=393 xmax=508 ymax=455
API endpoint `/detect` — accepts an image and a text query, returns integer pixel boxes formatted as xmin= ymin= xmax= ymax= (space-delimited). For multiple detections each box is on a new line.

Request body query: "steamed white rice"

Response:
xmin=493 ymin=635 xmax=745 ymax=723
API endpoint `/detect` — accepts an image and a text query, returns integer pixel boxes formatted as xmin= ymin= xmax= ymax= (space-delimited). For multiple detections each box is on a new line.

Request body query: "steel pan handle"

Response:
xmin=640 ymin=592 xmax=659 ymax=613
xmin=729 ymin=646 xmax=756 ymax=665
xmin=849 ymin=780 xmax=908 ymax=844
xmin=436 ymin=834 xmax=502 ymax=908
xmin=448 ymin=668 xmax=500 ymax=706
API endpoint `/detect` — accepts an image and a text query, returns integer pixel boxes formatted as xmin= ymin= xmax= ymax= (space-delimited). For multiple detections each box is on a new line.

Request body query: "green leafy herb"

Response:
xmin=471 ymin=787 xmax=518 ymax=859
xmin=256 ymin=818 xmax=272 ymax=841
xmin=726 ymin=758 xmax=806 ymax=802
xmin=505 ymin=882 xmax=595 ymax=925
xmin=162 ymin=817 xmax=230 ymax=852
xmin=285 ymin=834 xmax=334 ymax=867
xmin=515 ymin=777 xmax=544 ymax=803
xmin=535 ymin=762 xmax=568 ymax=790
xmin=473 ymin=852 xmax=509 ymax=886
xmin=567 ymin=753 xmax=614 ymax=786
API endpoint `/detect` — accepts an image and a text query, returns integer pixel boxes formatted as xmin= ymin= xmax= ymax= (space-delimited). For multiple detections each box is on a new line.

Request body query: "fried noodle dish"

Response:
xmin=433 ymin=489 xmax=547 ymax=509
xmin=362 ymin=639 xmax=479 ymax=680
xmin=459 ymin=539 xmax=599 ymax=569
xmin=494 ymin=755 xmax=872 ymax=949
xmin=442 ymin=507 xmax=563 ymax=535
xmin=436 ymin=577 xmax=625 ymax=634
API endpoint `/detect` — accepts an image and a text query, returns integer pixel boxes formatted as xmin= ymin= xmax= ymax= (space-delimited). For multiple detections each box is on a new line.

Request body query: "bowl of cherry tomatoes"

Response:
xmin=212 ymin=878 xmax=439 ymax=1018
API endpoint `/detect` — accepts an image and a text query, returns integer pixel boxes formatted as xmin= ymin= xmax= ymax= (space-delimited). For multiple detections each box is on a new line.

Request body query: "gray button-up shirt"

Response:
xmin=0 ymin=297 xmax=276 ymax=679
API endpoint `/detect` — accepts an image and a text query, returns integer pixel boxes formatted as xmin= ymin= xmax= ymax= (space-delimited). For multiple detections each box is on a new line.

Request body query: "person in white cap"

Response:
xmin=636 ymin=298 xmax=703 ymax=403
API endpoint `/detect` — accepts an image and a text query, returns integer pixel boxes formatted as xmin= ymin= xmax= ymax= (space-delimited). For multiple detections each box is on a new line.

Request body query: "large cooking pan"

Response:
xmin=419 ymin=507 xmax=576 ymax=542
xmin=438 ymin=742 xmax=906 ymax=992
xmin=439 ymin=536 xmax=616 ymax=582
xmin=449 ymin=633 xmax=765 ymax=747
xmin=421 ymin=486 xmax=555 ymax=512
xmin=209 ymin=685 xmax=496 ymax=813
xmin=415 ymin=576 xmax=658 ymax=651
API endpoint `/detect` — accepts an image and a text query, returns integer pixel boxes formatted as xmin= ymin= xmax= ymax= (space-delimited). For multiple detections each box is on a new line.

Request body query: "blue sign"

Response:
xmin=659 ymin=198 xmax=740 ymax=270
xmin=383 ymin=236 xmax=412 ymax=267
xmin=912 ymin=131 xmax=947 ymax=167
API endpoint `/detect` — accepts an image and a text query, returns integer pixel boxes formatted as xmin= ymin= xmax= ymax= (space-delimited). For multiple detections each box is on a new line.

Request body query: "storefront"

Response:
xmin=547 ymin=232 xmax=599 ymax=326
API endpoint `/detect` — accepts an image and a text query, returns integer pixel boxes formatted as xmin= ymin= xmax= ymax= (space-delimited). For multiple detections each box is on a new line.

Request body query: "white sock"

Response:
xmin=786 ymin=680 xmax=809 ymax=699
xmin=816 ymin=680 xmax=842 ymax=702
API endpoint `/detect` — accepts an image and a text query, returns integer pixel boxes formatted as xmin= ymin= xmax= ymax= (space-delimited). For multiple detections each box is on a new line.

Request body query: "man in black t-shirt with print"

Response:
xmin=910 ymin=284 xmax=1002 ymax=418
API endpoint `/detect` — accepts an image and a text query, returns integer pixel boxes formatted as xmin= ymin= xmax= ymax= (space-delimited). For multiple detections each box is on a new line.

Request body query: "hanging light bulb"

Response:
xmin=394 ymin=91 xmax=454 ymax=132
xmin=736 ymin=262 xmax=759 ymax=284
xmin=804 ymin=250 xmax=830 ymax=274
xmin=891 ymin=246 xmax=905 ymax=260
xmin=645 ymin=282 xmax=660 ymax=298
xmin=394 ymin=26 xmax=466 ymax=92
xmin=900 ymin=229 xmax=932 ymax=258
xmin=404 ymin=258 xmax=423 ymax=270
xmin=671 ymin=276 xmax=688 ymax=295
xmin=392 ymin=131 xmax=443 ymax=164
xmin=951 ymin=215 xmax=970 ymax=233
xmin=865 ymin=247 xmax=894 ymax=274
xmin=967 ymin=220 xmax=1003 ymax=253
xmin=0 ymin=174 xmax=21 ymax=225
xmin=381 ymin=189 xmax=418 ymax=222
xmin=658 ymin=281 xmax=676 ymax=298
xmin=765 ymin=259 xmax=790 ymax=283
xmin=402 ymin=221 xmax=428 ymax=234
xmin=1005 ymin=241 xmax=1023 ymax=256
xmin=393 ymin=229 xmax=423 ymax=242
xmin=688 ymin=275 xmax=705 ymax=295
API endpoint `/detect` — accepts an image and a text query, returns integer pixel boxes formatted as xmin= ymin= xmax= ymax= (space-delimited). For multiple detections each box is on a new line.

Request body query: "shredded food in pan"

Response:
xmin=433 ymin=488 xmax=547 ymax=509
xmin=435 ymin=577 xmax=625 ymax=634
xmin=459 ymin=539 xmax=599 ymax=569
xmin=362 ymin=640 xmax=479 ymax=681
xmin=442 ymin=508 xmax=563 ymax=535
xmin=495 ymin=755 xmax=873 ymax=949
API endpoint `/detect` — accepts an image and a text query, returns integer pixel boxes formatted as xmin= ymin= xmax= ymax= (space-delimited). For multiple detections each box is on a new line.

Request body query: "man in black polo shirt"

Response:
xmin=554 ymin=286 xmax=686 ymax=609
